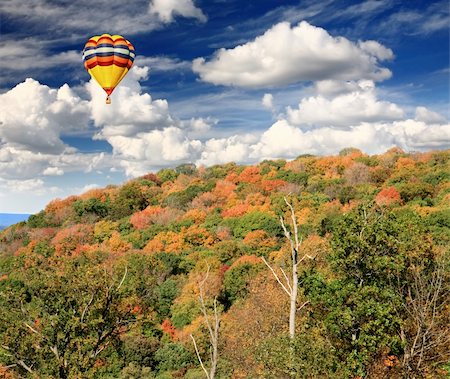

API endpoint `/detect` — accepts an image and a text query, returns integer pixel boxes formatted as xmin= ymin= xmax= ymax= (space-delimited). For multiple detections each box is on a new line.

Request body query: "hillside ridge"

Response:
xmin=0 ymin=148 xmax=449 ymax=378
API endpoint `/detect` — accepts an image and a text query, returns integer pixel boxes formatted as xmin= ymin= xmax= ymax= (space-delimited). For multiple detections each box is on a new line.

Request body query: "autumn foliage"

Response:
xmin=0 ymin=149 xmax=449 ymax=379
xmin=375 ymin=186 xmax=402 ymax=207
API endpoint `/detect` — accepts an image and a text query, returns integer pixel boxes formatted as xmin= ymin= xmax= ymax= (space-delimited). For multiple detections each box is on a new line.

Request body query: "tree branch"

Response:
xmin=1 ymin=345 xmax=34 ymax=374
xmin=190 ymin=334 xmax=210 ymax=379
xmin=297 ymin=300 xmax=309 ymax=312
xmin=117 ymin=266 xmax=128 ymax=291
xmin=261 ymin=256 xmax=291 ymax=296
xmin=81 ymin=291 xmax=96 ymax=324
xmin=279 ymin=266 xmax=293 ymax=293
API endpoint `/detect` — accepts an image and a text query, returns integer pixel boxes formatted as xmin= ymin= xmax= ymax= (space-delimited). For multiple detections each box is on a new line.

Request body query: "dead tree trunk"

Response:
xmin=190 ymin=265 xmax=220 ymax=379
xmin=262 ymin=197 xmax=312 ymax=340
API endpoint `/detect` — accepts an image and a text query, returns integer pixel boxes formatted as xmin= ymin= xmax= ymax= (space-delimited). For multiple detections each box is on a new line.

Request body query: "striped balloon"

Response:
xmin=82 ymin=34 xmax=135 ymax=104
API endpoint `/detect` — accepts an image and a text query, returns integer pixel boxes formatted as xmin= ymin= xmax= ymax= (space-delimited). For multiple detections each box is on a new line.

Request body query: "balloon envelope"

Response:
xmin=82 ymin=34 xmax=135 ymax=103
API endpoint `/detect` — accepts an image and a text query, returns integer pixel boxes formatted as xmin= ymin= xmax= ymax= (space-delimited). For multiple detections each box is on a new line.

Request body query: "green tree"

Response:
xmin=304 ymin=206 xmax=442 ymax=377
xmin=0 ymin=253 xmax=137 ymax=378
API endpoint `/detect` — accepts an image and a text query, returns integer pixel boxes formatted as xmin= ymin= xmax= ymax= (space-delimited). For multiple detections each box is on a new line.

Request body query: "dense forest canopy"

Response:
xmin=0 ymin=148 xmax=449 ymax=378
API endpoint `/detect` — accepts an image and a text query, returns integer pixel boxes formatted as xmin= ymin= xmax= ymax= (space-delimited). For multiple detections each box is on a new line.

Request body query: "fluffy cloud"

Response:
xmin=43 ymin=167 xmax=64 ymax=176
xmin=197 ymin=134 xmax=257 ymax=166
xmin=86 ymin=65 xmax=203 ymax=176
xmin=149 ymin=0 xmax=207 ymax=23
xmin=312 ymin=80 xmax=362 ymax=97
xmin=262 ymin=93 xmax=274 ymax=110
xmin=415 ymin=106 xmax=447 ymax=124
xmin=195 ymin=117 xmax=450 ymax=166
xmin=0 ymin=144 xmax=112 ymax=180
xmin=88 ymin=66 xmax=176 ymax=138
xmin=286 ymin=80 xmax=404 ymax=128
xmin=2 ymin=58 xmax=449 ymax=213
xmin=0 ymin=79 xmax=90 ymax=153
xmin=108 ymin=127 xmax=202 ymax=176
xmin=193 ymin=21 xmax=393 ymax=88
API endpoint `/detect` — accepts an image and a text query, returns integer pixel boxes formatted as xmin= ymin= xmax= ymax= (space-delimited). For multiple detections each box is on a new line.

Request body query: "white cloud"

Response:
xmin=0 ymin=1 xmax=164 ymax=38
xmin=0 ymin=144 xmax=112 ymax=180
xmin=149 ymin=0 xmax=207 ymax=23
xmin=0 ymin=178 xmax=46 ymax=193
xmin=185 ymin=117 xmax=216 ymax=135
xmin=414 ymin=106 xmax=447 ymax=124
xmin=0 ymin=0 xmax=205 ymax=86
xmin=262 ymin=93 xmax=274 ymax=110
xmin=0 ymin=78 xmax=90 ymax=153
xmin=43 ymin=167 xmax=64 ymax=176
xmin=0 ymin=40 xmax=79 ymax=73
xmin=193 ymin=21 xmax=393 ymax=88
xmin=0 ymin=177 xmax=62 ymax=213
xmin=376 ymin=1 xmax=450 ymax=36
xmin=2 ymin=50 xmax=449 ymax=213
xmin=287 ymin=80 xmax=404 ymax=128
xmin=312 ymin=80 xmax=362 ymax=97
xmin=196 ymin=117 xmax=450 ymax=165
xmin=88 ymin=66 xmax=176 ymax=137
xmin=249 ymin=120 xmax=395 ymax=158
xmin=0 ymin=76 xmax=115 ymax=182
xmin=135 ymin=56 xmax=191 ymax=71
xmin=197 ymin=134 xmax=257 ymax=166
xmin=108 ymin=127 xmax=203 ymax=177
xmin=387 ymin=119 xmax=450 ymax=149
xmin=0 ymin=38 xmax=80 ymax=77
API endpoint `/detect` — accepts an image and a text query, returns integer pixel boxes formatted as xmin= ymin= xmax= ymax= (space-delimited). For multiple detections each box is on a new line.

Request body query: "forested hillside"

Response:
xmin=1 ymin=148 xmax=449 ymax=379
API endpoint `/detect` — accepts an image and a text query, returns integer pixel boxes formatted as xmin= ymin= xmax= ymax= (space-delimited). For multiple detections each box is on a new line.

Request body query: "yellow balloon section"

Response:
xmin=82 ymin=34 xmax=135 ymax=103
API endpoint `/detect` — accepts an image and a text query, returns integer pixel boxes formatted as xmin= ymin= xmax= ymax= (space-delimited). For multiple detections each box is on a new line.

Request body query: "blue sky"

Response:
xmin=0 ymin=0 xmax=449 ymax=213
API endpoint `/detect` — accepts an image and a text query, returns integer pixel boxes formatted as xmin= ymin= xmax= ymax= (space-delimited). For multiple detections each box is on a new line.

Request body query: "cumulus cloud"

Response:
xmin=312 ymin=80 xmax=363 ymax=97
xmin=286 ymin=80 xmax=404 ymax=128
xmin=0 ymin=144 xmax=112 ymax=181
xmin=0 ymin=78 xmax=90 ymax=153
xmin=2 ymin=53 xmax=449 ymax=213
xmin=0 ymin=77 xmax=114 ymax=182
xmin=262 ymin=93 xmax=274 ymax=110
xmin=193 ymin=21 xmax=393 ymax=88
xmin=415 ymin=106 xmax=447 ymax=124
xmin=88 ymin=66 xmax=176 ymax=138
xmin=195 ymin=117 xmax=450 ymax=166
xmin=108 ymin=127 xmax=203 ymax=176
xmin=183 ymin=117 xmax=218 ymax=139
xmin=149 ymin=0 xmax=207 ymax=23
xmin=43 ymin=167 xmax=64 ymax=176
xmin=197 ymin=134 xmax=257 ymax=166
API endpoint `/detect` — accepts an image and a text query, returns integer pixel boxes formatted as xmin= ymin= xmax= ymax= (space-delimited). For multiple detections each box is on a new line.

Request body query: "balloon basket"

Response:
xmin=106 ymin=96 xmax=111 ymax=104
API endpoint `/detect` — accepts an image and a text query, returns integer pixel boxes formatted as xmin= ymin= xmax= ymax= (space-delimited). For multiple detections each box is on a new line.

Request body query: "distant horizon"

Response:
xmin=1 ymin=146 xmax=448 ymax=214
xmin=0 ymin=213 xmax=31 ymax=228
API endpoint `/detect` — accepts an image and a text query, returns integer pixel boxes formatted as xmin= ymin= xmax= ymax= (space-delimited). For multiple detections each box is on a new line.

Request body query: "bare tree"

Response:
xmin=262 ymin=197 xmax=313 ymax=339
xmin=190 ymin=265 xmax=220 ymax=379
xmin=400 ymin=260 xmax=450 ymax=376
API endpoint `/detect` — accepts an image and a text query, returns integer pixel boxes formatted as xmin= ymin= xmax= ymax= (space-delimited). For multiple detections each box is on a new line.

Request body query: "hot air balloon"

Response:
xmin=82 ymin=34 xmax=135 ymax=104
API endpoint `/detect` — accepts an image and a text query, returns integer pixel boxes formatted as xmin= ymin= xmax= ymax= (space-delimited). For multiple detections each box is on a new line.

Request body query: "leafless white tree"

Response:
xmin=190 ymin=265 xmax=220 ymax=379
xmin=262 ymin=197 xmax=313 ymax=339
